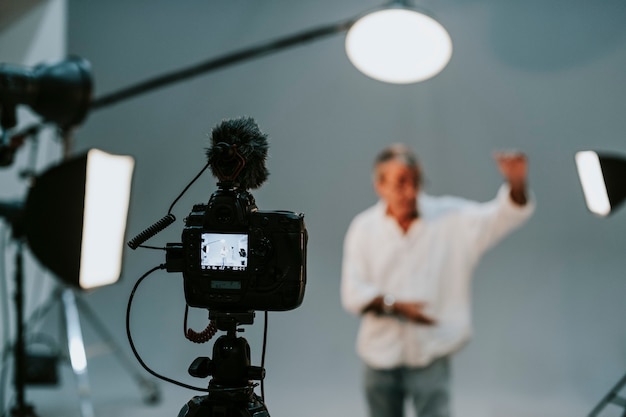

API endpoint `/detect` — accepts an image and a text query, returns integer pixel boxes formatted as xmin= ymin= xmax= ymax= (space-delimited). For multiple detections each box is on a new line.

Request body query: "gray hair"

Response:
xmin=373 ymin=143 xmax=421 ymax=184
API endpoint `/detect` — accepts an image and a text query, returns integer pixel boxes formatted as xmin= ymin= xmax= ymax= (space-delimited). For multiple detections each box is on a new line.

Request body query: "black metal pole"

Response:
xmin=90 ymin=19 xmax=354 ymax=110
xmin=3 ymin=17 xmax=355 ymax=154
xmin=14 ymin=242 xmax=25 ymax=412
xmin=588 ymin=372 xmax=626 ymax=417
xmin=11 ymin=240 xmax=38 ymax=417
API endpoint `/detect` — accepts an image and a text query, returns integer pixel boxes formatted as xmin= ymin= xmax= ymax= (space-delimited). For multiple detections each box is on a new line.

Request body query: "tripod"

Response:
xmin=2 ymin=217 xmax=160 ymax=417
xmin=20 ymin=284 xmax=162 ymax=417
xmin=177 ymin=311 xmax=269 ymax=417
xmin=588 ymin=372 xmax=626 ymax=417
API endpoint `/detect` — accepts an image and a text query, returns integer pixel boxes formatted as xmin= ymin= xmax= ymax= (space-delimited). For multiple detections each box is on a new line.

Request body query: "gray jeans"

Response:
xmin=364 ymin=357 xmax=451 ymax=417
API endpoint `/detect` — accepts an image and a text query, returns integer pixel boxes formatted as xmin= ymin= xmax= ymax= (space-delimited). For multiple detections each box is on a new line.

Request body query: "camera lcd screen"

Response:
xmin=200 ymin=232 xmax=248 ymax=271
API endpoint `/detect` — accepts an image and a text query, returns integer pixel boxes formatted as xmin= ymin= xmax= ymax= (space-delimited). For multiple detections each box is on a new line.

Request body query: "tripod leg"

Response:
xmin=588 ymin=371 xmax=626 ymax=417
xmin=61 ymin=289 xmax=95 ymax=417
xmin=73 ymin=293 xmax=161 ymax=404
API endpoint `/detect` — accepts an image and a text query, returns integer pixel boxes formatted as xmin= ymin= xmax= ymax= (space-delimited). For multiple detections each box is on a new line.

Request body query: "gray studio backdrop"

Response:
xmin=6 ymin=0 xmax=626 ymax=416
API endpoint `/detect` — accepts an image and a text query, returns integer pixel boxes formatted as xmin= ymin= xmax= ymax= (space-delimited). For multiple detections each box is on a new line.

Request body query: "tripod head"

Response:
xmin=178 ymin=310 xmax=269 ymax=417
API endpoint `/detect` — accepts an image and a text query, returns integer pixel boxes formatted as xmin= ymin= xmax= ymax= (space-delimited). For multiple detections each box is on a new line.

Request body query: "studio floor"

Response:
xmin=11 ymin=353 xmax=367 ymax=417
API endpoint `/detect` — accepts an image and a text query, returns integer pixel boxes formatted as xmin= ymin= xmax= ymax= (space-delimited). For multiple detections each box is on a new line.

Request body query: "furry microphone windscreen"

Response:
xmin=206 ymin=117 xmax=269 ymax=190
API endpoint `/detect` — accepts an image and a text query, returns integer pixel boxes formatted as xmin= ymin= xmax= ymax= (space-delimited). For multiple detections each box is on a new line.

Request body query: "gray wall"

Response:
xmin=4 ymin=0 xmax=626 ymax=416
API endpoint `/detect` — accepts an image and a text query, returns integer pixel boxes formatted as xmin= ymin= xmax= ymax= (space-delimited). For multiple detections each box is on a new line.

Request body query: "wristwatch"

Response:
xmin=382 ymin=294 xmax=395 ymax=314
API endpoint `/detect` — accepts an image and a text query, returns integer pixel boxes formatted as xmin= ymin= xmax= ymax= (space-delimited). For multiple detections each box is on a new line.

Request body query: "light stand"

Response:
xmin=0 ymin=201 xmax=44 ymax=417
xmin=575 ymin=151 xmax=626 ymax=416
xmin=24 ymin=142 xmax=143 ymax=417
xmin=11 ymin=282 xmax=162 ymax=417
xmin=588 ymin=373 xmax=626 ymax=417
xmin=0 ymin=180 xmax=37 ymax=417
xmin=0 ymin=143 xmax=142 ymax=417
xmin=8 ymin=273 xmax=165 ymax=417
xmin=11 ymin=239 xmax=36 ymax=417
xmin=61 ymin=288 xmax=94 ymax=417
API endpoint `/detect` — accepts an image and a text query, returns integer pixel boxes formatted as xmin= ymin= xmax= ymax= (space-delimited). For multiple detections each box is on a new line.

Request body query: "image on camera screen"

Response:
xmin=200 ymin=232 xmax=248 ymax=271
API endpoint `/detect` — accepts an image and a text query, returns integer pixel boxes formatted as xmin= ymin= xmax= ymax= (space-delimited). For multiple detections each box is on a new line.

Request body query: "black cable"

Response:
xmin=127 ymin=214 xmax=176 ymax=250
xmin=126 ymin=264 xmax=209 ymax=392
xmin=137 ymin=245 xmax=167 ymax=251
xmin=167 ymin=162 xmax=210 ymax=215
xmin=128 ymin=162 xmax=211 ymax=250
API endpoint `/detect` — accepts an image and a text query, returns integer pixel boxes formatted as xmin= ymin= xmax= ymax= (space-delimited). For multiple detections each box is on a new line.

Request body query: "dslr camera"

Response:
xmin=165 ymin=117 xmax=307 ymax=312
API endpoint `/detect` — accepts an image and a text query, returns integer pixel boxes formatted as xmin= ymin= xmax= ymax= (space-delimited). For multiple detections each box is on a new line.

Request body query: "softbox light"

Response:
xmin=24 ymin=149 xmax=134 ymax=289
xmin=575 ymin=151 xmax=626 ymax=217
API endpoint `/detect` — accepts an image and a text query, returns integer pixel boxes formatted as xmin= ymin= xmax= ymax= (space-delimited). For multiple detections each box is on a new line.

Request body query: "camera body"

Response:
xmin=167 ymin=185 xmax=307 ymax=311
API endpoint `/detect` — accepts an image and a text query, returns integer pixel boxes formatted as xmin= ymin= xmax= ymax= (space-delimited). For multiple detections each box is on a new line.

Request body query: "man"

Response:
xmin=341 ymin=144 xmax=535 ymax=417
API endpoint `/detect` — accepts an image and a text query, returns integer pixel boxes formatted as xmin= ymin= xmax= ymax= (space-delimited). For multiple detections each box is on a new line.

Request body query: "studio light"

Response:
xmin=578 ymin=151 xmax=626 ymax=415
xmin=0 ymin=56 xmax=92 ymax=130
xmin=575 ymin=151 xmax=626 ymax=217
xmin=345 ymin=1 xmax=453 ymax=84
xmin=24 ymin=148 xmax=135 ymax=289
xmin=82 ymin=1 xmax=453 ymax=112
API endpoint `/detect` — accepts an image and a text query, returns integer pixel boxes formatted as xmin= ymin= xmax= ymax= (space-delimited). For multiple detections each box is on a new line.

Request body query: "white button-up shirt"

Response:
xmin=341 ymin=184 xmax=535 ymax=369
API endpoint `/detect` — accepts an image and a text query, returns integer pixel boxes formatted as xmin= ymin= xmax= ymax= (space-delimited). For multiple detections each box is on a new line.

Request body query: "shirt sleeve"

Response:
xmin=463 ymin=184 xmax=536 ymax=256
xmin=340 ymin=216 xmax=380 ymax=316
